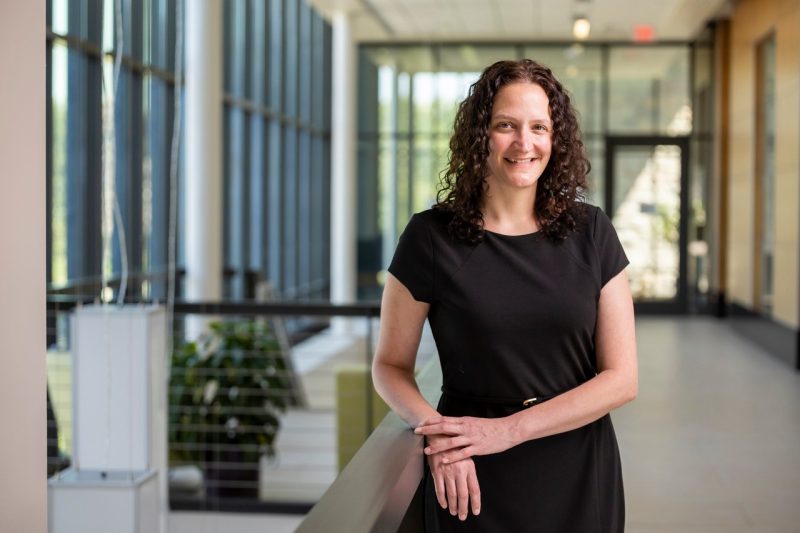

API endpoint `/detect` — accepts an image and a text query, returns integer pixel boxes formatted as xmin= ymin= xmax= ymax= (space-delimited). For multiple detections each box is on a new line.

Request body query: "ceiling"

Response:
xmin=308 ymin=0 xmax=734 ymax=43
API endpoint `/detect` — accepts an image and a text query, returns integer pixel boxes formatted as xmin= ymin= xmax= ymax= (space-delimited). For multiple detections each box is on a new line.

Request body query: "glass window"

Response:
xmin=216 ymin=0 xmax=332 ymax=300
xmin=267 ymin=119 xmax=283 ymax=291
xmin=608 ymin=46 xmax=691 ymax=135
xmin=359 ymin=42 xmax=706 ymax=304
xmin=51 ymin=43 xmax=70 ymax=286
xmin=584 ymin=137 xmax=604 ymax=207
xmin=268 ymin=0 xmax=283 ymax=110
xmin=438 ymin=45 xmax=518 ymax=73
xmin=143 ymin=74 xmax=172 ymax=300
xmin=51 ymin=0 xmax=69 ymax=35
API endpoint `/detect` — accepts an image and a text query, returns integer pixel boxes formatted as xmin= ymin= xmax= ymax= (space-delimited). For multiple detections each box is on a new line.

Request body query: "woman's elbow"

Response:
xmin=621 ymin=374 xmax=638 ymax=405
xmin=371 ymin=357 xmax=388 ymax=390
xmin=607 ymin=369 xmax=637 ymax=407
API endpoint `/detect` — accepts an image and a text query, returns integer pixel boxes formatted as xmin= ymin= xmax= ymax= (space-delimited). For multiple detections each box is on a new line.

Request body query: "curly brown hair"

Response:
xmin=434 ymin=59 xmax=589 ymax=242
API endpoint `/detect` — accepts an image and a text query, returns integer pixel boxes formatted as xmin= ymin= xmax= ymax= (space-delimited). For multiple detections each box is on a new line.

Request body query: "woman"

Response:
xmin=372 ymin=59 xmax=637 ymax=532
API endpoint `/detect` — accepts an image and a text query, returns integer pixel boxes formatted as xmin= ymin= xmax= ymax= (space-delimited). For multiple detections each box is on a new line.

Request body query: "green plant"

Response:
xmin=169 ymin=319 xmax=295 ymax=465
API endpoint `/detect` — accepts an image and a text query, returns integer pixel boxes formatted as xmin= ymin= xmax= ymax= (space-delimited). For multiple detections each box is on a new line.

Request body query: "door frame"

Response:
xmin=604 ymin=135 xmax=690 ymax=314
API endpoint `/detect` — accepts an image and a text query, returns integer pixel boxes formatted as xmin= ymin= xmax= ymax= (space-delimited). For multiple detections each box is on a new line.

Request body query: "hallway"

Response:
xmin=617 ymin=317 xmax=800 ymax=532
xmin=174 ymin=317 xmax=800 ymax=533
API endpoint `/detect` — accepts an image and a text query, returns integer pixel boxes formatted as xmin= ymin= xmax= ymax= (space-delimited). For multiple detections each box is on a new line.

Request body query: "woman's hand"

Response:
xmin=416 ymin=415 xmax=520 ymax=462
xmin=426 ymin=434 xmax=481 ymax=521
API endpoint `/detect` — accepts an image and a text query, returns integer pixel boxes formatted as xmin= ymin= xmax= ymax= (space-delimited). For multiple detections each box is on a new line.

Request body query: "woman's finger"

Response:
xmin=432 ymin=470 xmax=447 ymax=509
xmin=455 ymin=469 xmax=470 ymax=521
xmin=417 ymin=416 xmax=444 ymax=426
xmin=424 ymin=436 xmax=470 ymax=455
xmin=415 ymin=422 xmax=462 ymax=436
xmin=442 ymin=445 xmax=477 ymax=463
xmin=467 ymin=467 xmax=481 ymax=516
xmin=445 ymin=471 xmax=458 ymax=516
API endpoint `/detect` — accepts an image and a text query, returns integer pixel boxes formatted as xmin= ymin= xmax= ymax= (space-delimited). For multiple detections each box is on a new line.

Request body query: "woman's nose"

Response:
xmin=514 ymin=128 xmax=534 ymax=150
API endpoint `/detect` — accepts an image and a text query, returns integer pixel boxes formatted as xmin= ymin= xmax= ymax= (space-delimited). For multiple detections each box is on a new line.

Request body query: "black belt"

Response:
xmin=441 ymin=386 xmax=558 ymax=408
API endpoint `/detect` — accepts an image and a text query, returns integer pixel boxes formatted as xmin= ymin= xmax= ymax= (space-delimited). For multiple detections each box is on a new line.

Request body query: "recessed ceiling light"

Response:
xmin=573 ymin=17 xmax=590 ymax=40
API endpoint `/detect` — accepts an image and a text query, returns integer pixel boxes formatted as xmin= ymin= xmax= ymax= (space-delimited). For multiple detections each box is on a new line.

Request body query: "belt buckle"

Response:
xmin=522 ymin=397 xmax=538 ymax=407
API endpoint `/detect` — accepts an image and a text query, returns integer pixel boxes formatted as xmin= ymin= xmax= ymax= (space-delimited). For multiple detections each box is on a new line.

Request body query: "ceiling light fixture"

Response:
xmin=573 ymin=16 xmax=590 ymax=40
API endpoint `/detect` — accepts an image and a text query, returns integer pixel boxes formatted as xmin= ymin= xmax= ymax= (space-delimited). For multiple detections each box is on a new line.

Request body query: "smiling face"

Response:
xmin=485 ymin=82 xmax=552 ymax=194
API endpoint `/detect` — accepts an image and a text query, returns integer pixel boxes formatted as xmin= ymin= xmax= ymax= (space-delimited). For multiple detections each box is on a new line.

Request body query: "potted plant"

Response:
xmin=168 ymin=319 xmax=300 ymax=501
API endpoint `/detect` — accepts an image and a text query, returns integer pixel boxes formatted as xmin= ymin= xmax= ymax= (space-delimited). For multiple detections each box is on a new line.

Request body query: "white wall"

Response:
xmin=0 ymin=1 xmax=47 ymax=532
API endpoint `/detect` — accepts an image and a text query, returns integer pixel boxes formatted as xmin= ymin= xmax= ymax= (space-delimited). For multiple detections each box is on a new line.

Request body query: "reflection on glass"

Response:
xmin=612 ymin=145 xmax=681 ymax=300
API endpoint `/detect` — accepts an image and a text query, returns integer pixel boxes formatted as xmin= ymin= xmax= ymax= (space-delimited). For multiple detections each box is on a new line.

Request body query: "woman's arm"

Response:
xmin=372 ymin=274 xmax=438 ymax=427
xmin=373 ymin=273 xmax=481 ymax=520
xmin=416 ymin=269 xmax=638 ymax=460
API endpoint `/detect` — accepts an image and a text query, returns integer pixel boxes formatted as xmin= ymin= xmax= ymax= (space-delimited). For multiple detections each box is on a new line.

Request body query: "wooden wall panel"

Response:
xmin=727 ymin=0 xmax=800 ymax=327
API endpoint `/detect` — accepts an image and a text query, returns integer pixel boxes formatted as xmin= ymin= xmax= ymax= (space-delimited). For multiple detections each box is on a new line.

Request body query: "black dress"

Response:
xmin=388 ymin=204 xmax=629 ymax=533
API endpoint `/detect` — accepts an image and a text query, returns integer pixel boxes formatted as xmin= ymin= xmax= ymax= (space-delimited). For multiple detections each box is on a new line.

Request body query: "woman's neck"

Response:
xmin=481 ymin=184 xmax=540 ymax=234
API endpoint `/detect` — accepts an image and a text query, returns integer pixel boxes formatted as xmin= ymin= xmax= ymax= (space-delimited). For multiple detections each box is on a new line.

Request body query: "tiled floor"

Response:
xmin=615 ymin=317 xmax=800 ymax=533
xmin=170 ymin=317 xmax=800 ymax=532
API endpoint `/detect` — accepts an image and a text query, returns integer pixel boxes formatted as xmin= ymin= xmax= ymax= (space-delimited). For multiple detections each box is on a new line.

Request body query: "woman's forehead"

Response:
xmin=491 ymin=82 xmax=550 ymax=117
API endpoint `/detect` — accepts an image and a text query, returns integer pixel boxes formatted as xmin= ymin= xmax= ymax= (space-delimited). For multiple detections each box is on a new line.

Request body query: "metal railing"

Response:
xmin=46 ymin=295 xmax=383 ymax=514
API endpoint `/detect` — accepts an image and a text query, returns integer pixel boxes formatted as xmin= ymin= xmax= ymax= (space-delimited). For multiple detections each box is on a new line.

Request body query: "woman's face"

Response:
xmin=485 ymin=82 xmax=552 ymax=193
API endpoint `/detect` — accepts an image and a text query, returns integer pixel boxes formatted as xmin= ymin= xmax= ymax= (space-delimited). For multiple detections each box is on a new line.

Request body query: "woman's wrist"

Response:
xmin=506 ymin=411 xmax=529 ymax=445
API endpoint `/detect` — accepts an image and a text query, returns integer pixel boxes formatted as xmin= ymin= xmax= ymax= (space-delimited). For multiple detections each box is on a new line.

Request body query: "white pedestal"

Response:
xmin=67 ymin=305 xmax=167 ymax=533
xmin=48 ymin=469 xmax=159 ymax=533
xmin=71 ymin=305 xmax=166 ymax=472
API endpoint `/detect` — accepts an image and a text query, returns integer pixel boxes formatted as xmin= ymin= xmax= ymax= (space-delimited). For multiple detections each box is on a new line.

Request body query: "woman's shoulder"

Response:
xmin=569 ymin=202 xmax=610 ymax=234
xmin=413 ymin=206 xmax=454 ymax=223
xmin=406 ymin=207 xmax=455 ymax=238
xmin=560 ymin=202 xmax=618 ymax=253
xmin=573 ymin=201 xmax=600 ymax=215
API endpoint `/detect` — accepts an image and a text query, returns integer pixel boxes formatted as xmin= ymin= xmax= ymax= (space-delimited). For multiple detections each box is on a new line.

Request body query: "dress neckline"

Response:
xmin=483 ymin=228 xmax=543 ymax=239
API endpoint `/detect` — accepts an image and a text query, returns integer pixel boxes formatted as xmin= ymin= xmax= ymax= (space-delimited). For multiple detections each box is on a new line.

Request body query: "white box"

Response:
xmin=48 ymin=469 xmax=158 ymax=533
xmin=71 ymin=305 xmax=166 ymax=472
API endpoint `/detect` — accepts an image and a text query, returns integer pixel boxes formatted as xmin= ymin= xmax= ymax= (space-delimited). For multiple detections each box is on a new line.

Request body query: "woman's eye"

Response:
xmin=497 ymin=122 xmax=512 ymax=129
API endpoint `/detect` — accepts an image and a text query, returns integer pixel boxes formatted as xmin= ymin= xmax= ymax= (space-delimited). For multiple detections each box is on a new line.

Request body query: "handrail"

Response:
xmin=46 ymin=297 xmax=382 ymax=318
xmin=296 ymin=359 xmax=442 ymax=533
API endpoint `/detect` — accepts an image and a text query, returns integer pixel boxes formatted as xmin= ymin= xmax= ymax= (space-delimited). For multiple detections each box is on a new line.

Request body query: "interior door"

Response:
xmin=605 ymin=137 xmax=689 ymax=313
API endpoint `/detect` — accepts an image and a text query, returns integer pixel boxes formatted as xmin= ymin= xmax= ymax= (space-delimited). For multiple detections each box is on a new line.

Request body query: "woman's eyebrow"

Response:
xmin=492 ymin=113 xmax=551 ymax=124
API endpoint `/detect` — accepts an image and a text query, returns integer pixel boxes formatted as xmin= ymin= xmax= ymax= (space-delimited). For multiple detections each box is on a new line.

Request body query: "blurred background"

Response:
xmin=2 ymin=0 xmax=800 ymax=531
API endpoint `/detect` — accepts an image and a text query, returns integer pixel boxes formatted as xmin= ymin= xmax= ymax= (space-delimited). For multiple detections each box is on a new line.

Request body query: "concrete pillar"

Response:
xmin=381 ymin=66 xmax=399 ymax=272
xmin=331 ymin=10 xmax=357 ymax=304
xmin=0 ymin=1 xmax=46 ymax=531
xmin=185 ymin=0 xmax=223 ymax=337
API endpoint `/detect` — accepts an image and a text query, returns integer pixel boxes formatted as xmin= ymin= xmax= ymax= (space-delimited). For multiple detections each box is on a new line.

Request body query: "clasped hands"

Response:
xmin=414 ymin=415 xmax=519 ymax=521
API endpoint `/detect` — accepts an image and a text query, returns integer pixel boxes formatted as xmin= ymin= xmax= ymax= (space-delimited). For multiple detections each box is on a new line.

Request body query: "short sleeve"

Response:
xmin=388 ymin=213 xmax=435 ymax=303
xmin=593 ymin=207 xmax=629 ymax=288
